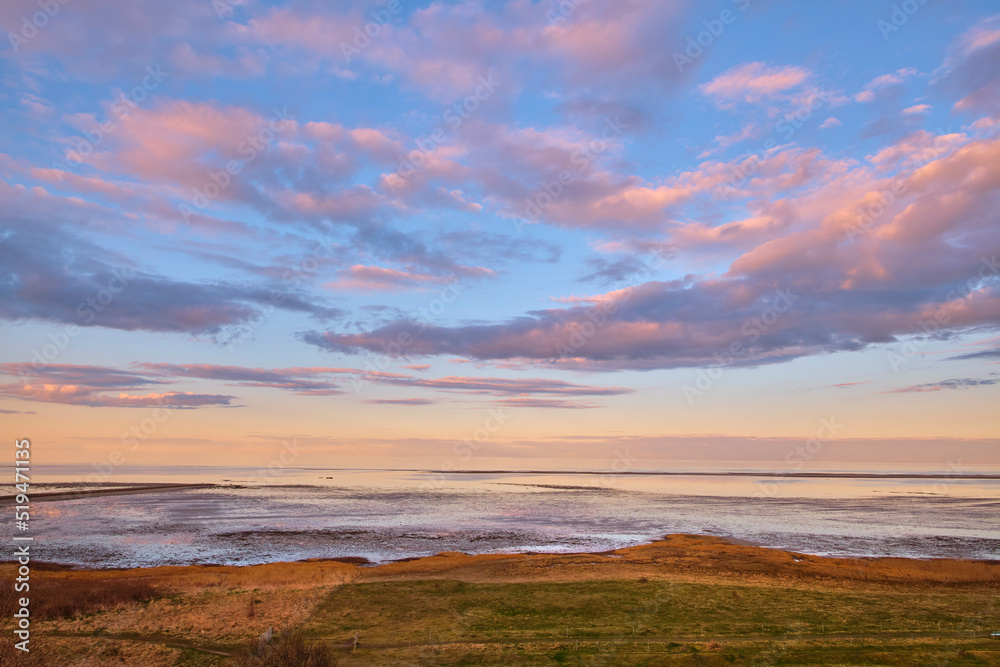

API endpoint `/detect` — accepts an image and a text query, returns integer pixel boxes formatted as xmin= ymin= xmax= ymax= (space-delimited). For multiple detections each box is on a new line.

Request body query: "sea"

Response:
xmin=6 ymin=463 xmax=999 ymax=569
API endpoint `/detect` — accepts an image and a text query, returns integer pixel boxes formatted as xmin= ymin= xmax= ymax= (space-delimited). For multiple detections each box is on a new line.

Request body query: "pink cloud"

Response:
xmin=498 ymin=397 xmax=598 ymax=409
xmin=326 ymin=264 xmax=493 ymax=292
xmin=3 ymin=383 xmax=234 ymax=408
xmin=364 ymin=398 xmax=436 ymax=405
xmin=303 ymin=125 xmax=1000 ymax=371
xmin=699 ymin=62 xmax=811 ymax=106
xmin=328 ymin=265 xmax=445 ymax=291
xmin=888 ymin=378 xmax=999 ymax=393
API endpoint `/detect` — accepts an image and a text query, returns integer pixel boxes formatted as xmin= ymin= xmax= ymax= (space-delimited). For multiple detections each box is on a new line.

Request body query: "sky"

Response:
xmin=0 ymin=0 xmax=998 ymax=473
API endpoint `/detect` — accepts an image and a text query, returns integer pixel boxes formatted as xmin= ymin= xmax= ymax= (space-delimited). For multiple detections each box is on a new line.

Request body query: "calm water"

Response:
xmin=7 ymin=465 xmax=1000 ymax=568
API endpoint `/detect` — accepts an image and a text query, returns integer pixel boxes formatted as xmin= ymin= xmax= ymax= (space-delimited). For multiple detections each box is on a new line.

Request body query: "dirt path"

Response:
xmin=48 ymin=631 xmax=235 ymax=656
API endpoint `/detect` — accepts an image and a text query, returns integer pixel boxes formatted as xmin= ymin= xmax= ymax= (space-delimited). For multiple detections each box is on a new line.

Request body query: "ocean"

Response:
xmin=9 ymin=465 xmax=1000 ymax=568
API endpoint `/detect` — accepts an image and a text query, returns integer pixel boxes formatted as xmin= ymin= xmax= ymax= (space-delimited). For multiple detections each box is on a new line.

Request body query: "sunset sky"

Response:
xmin=1 ymin=0 xmax=998 ymax=472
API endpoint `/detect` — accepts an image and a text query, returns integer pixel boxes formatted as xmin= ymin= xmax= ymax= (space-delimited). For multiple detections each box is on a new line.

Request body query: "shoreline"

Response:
xmin=6 ymin=534 xmax=998 ymax=584
xmin=8 ymin=533 xmax=999 ymax=573
xmin=0 ymin=483 xmax=213 ymax=503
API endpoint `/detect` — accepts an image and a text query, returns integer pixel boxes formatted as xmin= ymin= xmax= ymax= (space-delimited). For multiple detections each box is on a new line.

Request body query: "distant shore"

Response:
xmin=0 ymin=483 xmax=213 ymax=503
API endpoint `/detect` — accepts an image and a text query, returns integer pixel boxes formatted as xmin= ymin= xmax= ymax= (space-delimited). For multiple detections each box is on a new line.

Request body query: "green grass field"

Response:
xmin=301 ymin=579 xmax=1000 ymax=665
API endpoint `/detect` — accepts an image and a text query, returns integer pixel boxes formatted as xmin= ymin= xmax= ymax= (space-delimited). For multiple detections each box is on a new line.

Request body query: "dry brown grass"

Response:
xmin=55 ymin=589 xmax=315 ymax=643
xmin=0 ymin=638 xmax=56 ymax=667
xmin=0 ymin=558 xmax=357 ymax=601
xmin=4 ymin=535 xmax=997 ymax=601
xmin=5 ymin=535 xmax=996 ymax=601
xmin=0 ymin=574 xmax=158 ymax=622
xmin=1 ymin=635 xmax=180 ymax=667
xmin=236 ymin=629 xmax=338 ymax=666
xmin=335 ymin=534 xmax=1000 ymax=588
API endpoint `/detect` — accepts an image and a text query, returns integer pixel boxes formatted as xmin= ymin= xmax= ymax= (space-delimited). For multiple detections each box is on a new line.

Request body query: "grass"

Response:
xmin=236 ymin=629 xmax=338 ymax=666
xmin=0 ymin=573 xmax=160 ymax=621
xmin=304 ymin=579 xmax=999 ymax=642
xmin=8 ymin=536 xmax=1000 ymax=665
xmin=301 ymin=579 xmax=1000 ymax=665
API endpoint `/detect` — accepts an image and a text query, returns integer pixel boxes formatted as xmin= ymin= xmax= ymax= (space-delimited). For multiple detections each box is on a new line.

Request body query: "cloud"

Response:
xmin=0 ymin=0 xmax=258 ymax=79
xmin=699 ymin=62 xmax=811 ymax=106
xmin=889 ymin=378 xmax=999 ymax=393
xmin=0 ymin=363 xmax=237 ymax=408
xmin=853 ymin=67 xmax=918 ymax=103
xmin=497 ymin=397 xmax=598 ymax=409
xmin=20 ymin=363 xmax=629 ymax=408
xmin=232 ymin=0 xmax=689 ymax=101
xmin=947 ymin=347 xmax=1000 ymax=361
xmin=0 ymin=179 xmax=342 ymax=335
xmin=381 ymin=375 xmax=631 ymax=396
xmin=0 ymin=363 xmax=161 ymax=387
xmin=577 ymin=255 xmax=660 ymax=286
xmin=326 ymin=264 xmax=492 ymax=291
xmin=553 ymin=96 xmax=653 ymax=132
xmin=931 ymin=14 xmax=1000 ymax=114
xmin=303 ymin=128 xmax=1000 ymax=371
xmin=135 ymin=363 xmax=351 ymax=395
